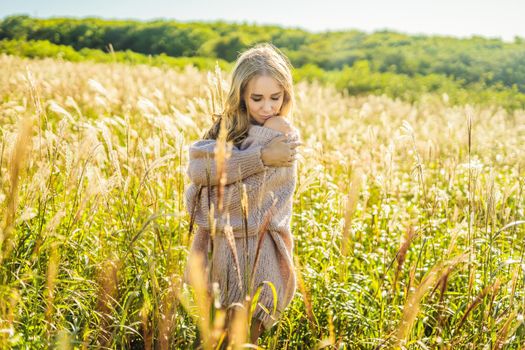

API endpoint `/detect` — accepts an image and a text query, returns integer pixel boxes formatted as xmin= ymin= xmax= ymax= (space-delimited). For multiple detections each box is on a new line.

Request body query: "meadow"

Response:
xmin=0 ymin=53 xmax=524 ymax=349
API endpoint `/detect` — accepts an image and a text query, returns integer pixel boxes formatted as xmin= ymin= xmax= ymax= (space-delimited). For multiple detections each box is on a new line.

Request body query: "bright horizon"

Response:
xmin=1 ymin=0 xmax=524 ymax=43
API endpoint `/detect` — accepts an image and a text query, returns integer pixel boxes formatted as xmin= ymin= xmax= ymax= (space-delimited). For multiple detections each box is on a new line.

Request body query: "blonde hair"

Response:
xmin=202 ymin=43 xmax=295 ymax=147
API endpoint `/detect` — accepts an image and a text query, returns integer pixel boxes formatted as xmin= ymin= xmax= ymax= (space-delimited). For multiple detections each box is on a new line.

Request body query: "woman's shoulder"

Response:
xmin=248 ymin=117 xmax=299 ymax=140
xmin=263 ymin=116 xmax=296 ymax=134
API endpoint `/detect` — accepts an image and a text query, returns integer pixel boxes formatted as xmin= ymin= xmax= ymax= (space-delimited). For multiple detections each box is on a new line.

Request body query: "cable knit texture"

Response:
xmin=184 ymin=124 xmax=299 ymax=330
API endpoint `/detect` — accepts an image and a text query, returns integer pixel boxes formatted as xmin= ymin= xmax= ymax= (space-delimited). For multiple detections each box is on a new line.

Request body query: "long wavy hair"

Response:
xmin=202 ymin=43 xmax=295 ymax=148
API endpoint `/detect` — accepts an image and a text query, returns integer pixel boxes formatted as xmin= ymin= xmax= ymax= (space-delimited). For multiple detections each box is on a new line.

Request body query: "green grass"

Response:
xmin=0 ymin=54 xmax=524 ymax=349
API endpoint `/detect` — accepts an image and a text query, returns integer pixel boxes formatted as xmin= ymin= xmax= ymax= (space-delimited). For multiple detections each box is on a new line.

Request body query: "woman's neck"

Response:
xmin=249 ymin=118 xmax=263 ymax=126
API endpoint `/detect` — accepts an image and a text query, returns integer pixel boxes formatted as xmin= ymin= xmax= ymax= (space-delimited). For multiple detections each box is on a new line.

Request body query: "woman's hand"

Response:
xmin=261 ymin=135 xmax=301 ymax=167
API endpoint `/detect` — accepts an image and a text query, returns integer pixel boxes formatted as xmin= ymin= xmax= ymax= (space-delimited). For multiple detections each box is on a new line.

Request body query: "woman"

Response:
xmin=184 ymin=43 xmax=301 ymax=345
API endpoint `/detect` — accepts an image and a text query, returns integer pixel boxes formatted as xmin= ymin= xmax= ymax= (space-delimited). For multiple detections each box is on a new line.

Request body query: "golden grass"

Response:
xmin=0 ymin=53 xmax=524 ymax=348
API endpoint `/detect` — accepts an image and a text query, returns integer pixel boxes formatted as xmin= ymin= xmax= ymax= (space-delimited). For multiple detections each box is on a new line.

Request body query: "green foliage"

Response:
xmin=2 ymin=15 xmax=525 ymax=93
xmin=2 ymin=14 xmax=525 ymax=110
xmin=0 ymin=38 xmax=231 ymax=71
xmin=3 ymin=36 xmax=525 ymax=111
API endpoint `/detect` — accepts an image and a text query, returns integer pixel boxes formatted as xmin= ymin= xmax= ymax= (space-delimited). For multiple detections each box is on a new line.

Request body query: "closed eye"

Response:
xmin=251 ymin=97 xmax=281 ymax=102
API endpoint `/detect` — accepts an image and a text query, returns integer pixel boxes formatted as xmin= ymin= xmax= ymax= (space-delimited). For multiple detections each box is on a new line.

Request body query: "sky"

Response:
xmin=1 ymin=0 xmax=524 ymax=42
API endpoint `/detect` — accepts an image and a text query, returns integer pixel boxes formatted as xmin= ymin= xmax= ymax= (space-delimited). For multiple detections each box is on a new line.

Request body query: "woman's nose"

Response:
xmin=263 ymin=100 xmax=274 ymax=112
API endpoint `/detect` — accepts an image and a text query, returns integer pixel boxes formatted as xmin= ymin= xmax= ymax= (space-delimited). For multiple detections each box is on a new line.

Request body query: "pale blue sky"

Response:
xmin=1 ymin=0 xmax=523 ymax=42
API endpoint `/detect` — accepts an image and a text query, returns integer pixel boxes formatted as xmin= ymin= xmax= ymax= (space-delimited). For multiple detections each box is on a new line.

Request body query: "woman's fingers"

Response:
xmin=280 ymin=153 xmax=299 ymax=166
xmin=288 ymin=141 xmax=302 ymax=148
xmin=285 ymin=153 xmax=298 ymax=166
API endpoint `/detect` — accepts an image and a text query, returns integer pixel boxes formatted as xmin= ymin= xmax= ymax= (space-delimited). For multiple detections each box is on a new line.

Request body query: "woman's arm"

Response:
xmin=186 ymin=139 xmax=266 ymax=186
xmin=186 ymin=123 xmax=298 ymax=186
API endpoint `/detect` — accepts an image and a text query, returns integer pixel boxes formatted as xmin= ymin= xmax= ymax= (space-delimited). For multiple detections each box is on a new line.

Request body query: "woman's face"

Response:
xmin=243 ymin=75 xmax=284 ymax=125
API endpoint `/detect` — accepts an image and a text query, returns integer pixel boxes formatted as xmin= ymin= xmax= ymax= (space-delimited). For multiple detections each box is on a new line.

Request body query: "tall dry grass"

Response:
xmin=0 ymin=53 xmax=524 ymax=348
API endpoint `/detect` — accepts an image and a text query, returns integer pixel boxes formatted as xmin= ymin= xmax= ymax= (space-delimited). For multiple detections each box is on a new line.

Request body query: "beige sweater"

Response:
xmin=184 ymin=125 xmax=299 ymax=325
xmin=184 ymin=124 xmax=299 ymax=239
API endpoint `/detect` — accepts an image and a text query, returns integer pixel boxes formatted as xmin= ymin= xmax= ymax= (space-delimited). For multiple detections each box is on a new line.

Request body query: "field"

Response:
xmin=0 ymin=53 xmax=524 ymax=349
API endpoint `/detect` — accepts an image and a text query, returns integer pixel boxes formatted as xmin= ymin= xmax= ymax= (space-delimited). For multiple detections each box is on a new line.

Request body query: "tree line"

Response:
xmin=2 ymin=15 xmax=525 ymax=92
xmin=2 ymin=14 xmax=525 ymax=110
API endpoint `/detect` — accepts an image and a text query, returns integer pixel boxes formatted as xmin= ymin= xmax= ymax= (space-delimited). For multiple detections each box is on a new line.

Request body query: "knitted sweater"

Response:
xmin=184 ymin=124 xmax=299 ymax=239
xmin=184 ymin=124 xmax=299 ymax=328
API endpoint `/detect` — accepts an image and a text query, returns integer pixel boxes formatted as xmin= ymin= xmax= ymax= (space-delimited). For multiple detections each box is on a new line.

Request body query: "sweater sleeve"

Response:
xmin=246 ymin=124 xmax=284 ymax=143
xmin=186 ymin=125 xmax=299 ymax=187
xmin=186 ymin=139 xmax=266 ymax=186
